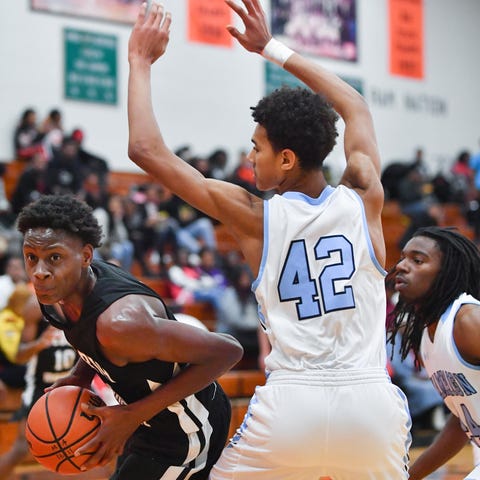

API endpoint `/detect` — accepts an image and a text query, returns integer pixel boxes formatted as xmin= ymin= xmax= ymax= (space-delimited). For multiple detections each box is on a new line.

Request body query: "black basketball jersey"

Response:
xmin=22 ymin=320 xmax=78 ymax=409
xmin=39 ymin=261 xmax=230 ymax=469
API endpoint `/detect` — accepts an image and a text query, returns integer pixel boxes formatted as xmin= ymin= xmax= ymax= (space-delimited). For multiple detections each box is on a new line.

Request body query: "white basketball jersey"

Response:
xmin=253 ymin=185 xmax=388 ymax=372
xmin=421 ymin=293 xmax=480 ymax=447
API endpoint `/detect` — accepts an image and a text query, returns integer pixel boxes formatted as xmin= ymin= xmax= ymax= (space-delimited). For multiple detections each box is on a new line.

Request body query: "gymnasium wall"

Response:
xmin=0 ymin=0 xmax=478 ymax=181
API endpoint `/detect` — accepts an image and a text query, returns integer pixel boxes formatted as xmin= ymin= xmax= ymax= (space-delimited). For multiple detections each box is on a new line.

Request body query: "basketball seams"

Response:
xmin=30 ymin=423 xmax=101 ymax=458
xmin=25 ymin=385 xmax=104 ymax=474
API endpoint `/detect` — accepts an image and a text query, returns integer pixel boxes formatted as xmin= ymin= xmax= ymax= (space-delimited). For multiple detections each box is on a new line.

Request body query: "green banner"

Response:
xmin=64 ymin=28 xmax=117 ymax=105
xmin=265 ymin=62 xmax=363 ymax=95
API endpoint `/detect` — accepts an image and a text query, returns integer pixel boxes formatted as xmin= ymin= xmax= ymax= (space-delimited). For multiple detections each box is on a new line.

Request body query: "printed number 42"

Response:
xmin=277 ymin=235 xmax=356 ymax=320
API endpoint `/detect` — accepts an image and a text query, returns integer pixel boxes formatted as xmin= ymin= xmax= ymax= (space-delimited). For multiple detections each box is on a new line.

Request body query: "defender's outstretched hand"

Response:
xmin=128 ymin=2 xmax=171 ymax=65
xmin=225 ymin=0 xmax=272 ymax=53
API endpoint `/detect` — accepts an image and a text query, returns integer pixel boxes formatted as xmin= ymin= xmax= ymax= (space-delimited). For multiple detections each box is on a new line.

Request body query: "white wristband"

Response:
xmin=261 ymin=38 xmax=294 ymax=67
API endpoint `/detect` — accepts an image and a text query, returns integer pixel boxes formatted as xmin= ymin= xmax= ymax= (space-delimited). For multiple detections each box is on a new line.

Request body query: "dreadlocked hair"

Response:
xmin=388 ymin=226 xmax=480 ymax=368
xmin=16 ymin=194 xmax=102 ymax=248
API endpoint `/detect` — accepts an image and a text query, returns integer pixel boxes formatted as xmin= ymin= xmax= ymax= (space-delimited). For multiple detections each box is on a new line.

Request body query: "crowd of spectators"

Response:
xmin=2 ymin=108 xmax=480 ymax=429
xmin=1 ymin=107 xmax=267 ymax=378
xmin=381 ymin=146 xmax=480 ymax=248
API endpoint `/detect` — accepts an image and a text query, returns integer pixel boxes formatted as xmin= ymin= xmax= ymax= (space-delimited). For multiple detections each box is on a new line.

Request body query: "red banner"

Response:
xmin=188 ymin=0 xmax=233 ymax=47
xmin=389 ymin=0 xmax=424 ymax=79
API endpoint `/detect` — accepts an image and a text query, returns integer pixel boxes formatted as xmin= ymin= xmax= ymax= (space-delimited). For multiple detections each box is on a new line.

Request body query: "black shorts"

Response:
xmin=110 ymin=388 xmax=231 ymax=480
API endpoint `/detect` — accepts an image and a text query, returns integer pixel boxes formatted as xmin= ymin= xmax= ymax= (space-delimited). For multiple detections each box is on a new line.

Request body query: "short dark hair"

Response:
xmin=251 ymin=86 xmax=338 ymax=170
xmin=16 ymin=195 xmax=102 ymax=248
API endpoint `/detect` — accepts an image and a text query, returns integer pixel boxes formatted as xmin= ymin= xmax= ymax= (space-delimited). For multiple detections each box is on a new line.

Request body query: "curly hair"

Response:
xmin=16 ymin=195 xmax=102 ymax=248
xmin=251 ymin=86 xmax=339 ymax=170
xmin=388 ymin=226 xmax=480 ymax=367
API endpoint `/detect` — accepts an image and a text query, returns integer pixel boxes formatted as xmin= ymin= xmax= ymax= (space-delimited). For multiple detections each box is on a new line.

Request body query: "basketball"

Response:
xmin=25 ymin=385 xmax=105 ymax=474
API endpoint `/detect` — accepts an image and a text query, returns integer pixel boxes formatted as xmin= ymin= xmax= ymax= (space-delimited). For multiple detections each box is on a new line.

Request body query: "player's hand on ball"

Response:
xmin=75 ymin=403 xmax=142 ymax=470
xmin=44 ymin=373 xmax=91 ymax=393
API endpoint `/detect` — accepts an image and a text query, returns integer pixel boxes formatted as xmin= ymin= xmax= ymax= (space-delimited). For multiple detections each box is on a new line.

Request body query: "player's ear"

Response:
xmin=82 ymin=244 xmax=94 ymax=266
xmin=280 ymin=149 xmax=297 ymax=172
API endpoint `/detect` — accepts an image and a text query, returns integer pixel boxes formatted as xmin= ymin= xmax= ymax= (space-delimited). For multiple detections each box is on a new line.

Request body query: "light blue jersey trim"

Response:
xmin=444 ymin=296 xmax=480 ymax=370
xmin=349 ymin=188 xmax=386 ymax=276
xmin=252 ymin=200 xmax=270 ymax=292
xmin=282 ymin=185 xmax=336 ymax=204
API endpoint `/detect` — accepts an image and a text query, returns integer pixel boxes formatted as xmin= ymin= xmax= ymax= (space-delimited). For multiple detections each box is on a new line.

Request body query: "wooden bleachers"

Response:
xmin=2 ymin=159 xmax=27 ymax=200
xmin=381 ymin=199 xmax=475 ymax=271
xmin=0 ymin=387 xmax=22 ymax=421
xmin=2 ymin=160 xmax=154 ymax=200
xmin=382 ymin=200 xmax=409 ymax=271
xmin=217 ymin=369 xmax=266 ymax=440
xmin=0 ymin=387 xmax=23 ymax=462
xmin=106 ymin=170 xmax=151 ymax=196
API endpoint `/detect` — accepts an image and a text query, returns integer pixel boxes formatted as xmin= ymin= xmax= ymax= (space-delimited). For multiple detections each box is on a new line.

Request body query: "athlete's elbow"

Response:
xmin=219 ymin=335 xmax=244 ymax=368
xmin=128 ymin=139 xmax=151 ymax=164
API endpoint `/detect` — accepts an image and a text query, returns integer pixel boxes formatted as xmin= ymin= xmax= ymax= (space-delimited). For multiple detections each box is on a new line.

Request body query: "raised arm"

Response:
xmin=127 ymin=3 xmax=260 ymax=232
xmin=226 ymin=0 xmax=385 ymax=260
xmin=226 ymin=0 xmax=381 ymax=191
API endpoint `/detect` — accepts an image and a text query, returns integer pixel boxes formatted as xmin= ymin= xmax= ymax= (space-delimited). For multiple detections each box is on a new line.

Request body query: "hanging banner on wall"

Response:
xmin=31 ymin=0 xmax=142 ymax=24
xmin=389 ymin=0 xmax=424 ymax=79
xmin=188 ymin=0 xmax=233 ymax=47
xmin=265 ymin=63 xmax=363 ymax=96
xmin=270 ymin=0 xmax=358 ymax=62
xmin=64 ymin=28 xmax=117 ymax=105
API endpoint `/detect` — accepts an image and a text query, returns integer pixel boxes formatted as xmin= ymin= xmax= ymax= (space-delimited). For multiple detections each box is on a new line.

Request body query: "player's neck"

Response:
xmin=277 ymin=170 xmax=328 ymax=197
xmin=58 ymin=266 xmax=96 ymax=322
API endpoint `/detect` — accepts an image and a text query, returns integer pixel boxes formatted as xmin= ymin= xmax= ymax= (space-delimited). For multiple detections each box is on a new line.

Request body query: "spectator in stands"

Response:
xmin=149 ymin=184 xmax=180 ymax=267
xmin=229 ymin=149 xmax=262 ymax=196
xmin=124 ymin=187 xmax=156 ymax=277
xmin=174 ymin=144 xmax=193 ymax=162
xmin=167 ymin=247 xmax=227 ymax=309
xmin=397 ymin=164 xmax=442 ymax=248
xmin=196 ymin=247 xmax=229 ymax=291
xmin=79 ymin=171 xmax=109 ymax=213
xmin=13 ymin=108 xmax=42 ymax=161
xmin=39 ymin=108 xmax=64 ymax=161
xmin=141 ymin=182 xmax=217 ymax=261
xmin=216 ymin=264 xmax=260 ymax=367
xmin=0 ymin=285 xmax=78 ymax=480
xmin=45 ymin=135 xmax=83 ymax=196
xmin=0 ymin=256 xmax=27 ymax=311
xmin=208 ymin=148 xmax=229 ymax=180
xmin=381 ymin=161 xmax=412 ymax=200
xmin=97 ymin=194 xmax=135 ymax=272
xmin=71 ymin=128 xmax=110 ymax=190
xmin=0 ymin=164 xmax=13 ymax=230
xmin=10 ymin=150 xmax=50 ymax=214
xmin=40 ymin=108 xmax=62 ymax=135
xmin=0 ymin=284 xmax=33 ymax=401
xmin=170 ymin=195 xmax=217 ymax=256
xmin=450 ymin=150 xmax=474 ymax=205
xmin=190 ymin=155 xmax=212 ymax=178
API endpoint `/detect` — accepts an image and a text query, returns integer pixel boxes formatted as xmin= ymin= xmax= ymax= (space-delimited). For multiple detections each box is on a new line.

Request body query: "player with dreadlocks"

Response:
xmin=388 ymin=226 xmax=480 ymax=479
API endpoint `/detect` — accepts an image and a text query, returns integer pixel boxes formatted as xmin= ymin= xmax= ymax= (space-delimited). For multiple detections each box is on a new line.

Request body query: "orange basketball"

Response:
xmin=25 ymin=385 xmax=105 ymax=475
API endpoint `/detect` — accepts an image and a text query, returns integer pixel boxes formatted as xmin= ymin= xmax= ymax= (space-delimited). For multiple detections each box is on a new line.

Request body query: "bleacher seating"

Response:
xmin=217 ymin=369 xmax=266 ymax=440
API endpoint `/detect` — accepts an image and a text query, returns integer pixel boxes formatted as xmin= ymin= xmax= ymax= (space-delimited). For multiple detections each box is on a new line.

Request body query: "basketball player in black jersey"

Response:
xmin=16 ymin=194 xmax=243 ymax=480
xmin=0 ymin=287 xmax=78 ymax=480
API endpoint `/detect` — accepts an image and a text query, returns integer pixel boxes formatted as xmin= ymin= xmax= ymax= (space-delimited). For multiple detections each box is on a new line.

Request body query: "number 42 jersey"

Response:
xmin=253 ymin=185 xmax=388 ymax=373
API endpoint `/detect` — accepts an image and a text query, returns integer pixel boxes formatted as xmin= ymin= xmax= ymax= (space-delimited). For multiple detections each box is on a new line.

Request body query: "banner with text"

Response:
xmin=188 ymin=0 xmax=233 ymax=47
xmin=389 ymin=0 xmax=424 ymax=79
xmin=64 ymin=28 xmax=117 ymax=105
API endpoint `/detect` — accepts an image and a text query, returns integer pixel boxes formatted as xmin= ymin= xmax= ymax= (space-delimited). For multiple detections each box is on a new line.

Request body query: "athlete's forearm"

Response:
xmin=408 ymin=414 xmax=468 ymax=479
